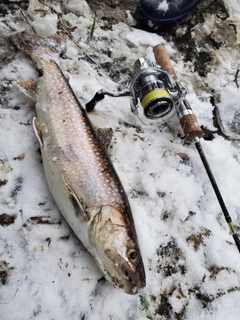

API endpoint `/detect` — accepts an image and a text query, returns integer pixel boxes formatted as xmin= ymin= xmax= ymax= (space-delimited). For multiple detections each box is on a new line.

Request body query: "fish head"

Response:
xmin=90 ymin=205 xmax=146 ymax=294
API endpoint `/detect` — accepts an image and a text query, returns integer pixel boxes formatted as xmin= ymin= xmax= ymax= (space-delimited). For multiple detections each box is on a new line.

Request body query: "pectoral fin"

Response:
xmin=62 ymin=175 xmax=87 ymax=219
xmin=17 ymin=80 xmax=37 ymax=102
xmin=33 ymin=117 xmax=43 ymax=147
xmin=62 ymin=175 xmax=100 ymax=221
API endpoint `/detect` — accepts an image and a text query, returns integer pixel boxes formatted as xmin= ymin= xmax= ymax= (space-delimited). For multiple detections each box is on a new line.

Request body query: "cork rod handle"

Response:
xmin=153 ymin=44 xmax=203 ymax=142
xmin=153 ymin=44 xmax=178 ymax=80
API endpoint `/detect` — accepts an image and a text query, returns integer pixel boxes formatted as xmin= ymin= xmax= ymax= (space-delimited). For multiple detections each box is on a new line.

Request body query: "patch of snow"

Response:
xmin=31 ymin=14 xmax=58 ymax=37
xmin=158 ymin=0 xmax=169 ymax=13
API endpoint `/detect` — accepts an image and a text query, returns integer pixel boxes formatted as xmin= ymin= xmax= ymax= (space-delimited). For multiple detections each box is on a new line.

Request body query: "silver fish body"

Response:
xmin=11 ymin=33 xmax=145 ymax=294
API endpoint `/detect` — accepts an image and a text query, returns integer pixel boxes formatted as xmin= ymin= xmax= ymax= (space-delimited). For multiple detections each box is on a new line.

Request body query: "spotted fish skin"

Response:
xmin=36 ymin=60 xmax=125 ymax=214
xmin=11 ymin=32 xmax=145 ymax=294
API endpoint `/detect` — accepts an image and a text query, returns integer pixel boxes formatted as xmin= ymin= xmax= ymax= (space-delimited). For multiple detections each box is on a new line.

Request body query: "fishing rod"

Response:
xmin=86 ymin=44 xmax=240 ymax=254
xmin=153 ymin=45 xmax=240 ymax=253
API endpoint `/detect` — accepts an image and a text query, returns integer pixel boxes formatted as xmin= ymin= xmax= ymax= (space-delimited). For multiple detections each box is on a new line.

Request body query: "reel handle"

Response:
xmin=153 ymin=44 xmax=203 ymax=142
xmin=85 ymin=90 xmax=105 ymax=112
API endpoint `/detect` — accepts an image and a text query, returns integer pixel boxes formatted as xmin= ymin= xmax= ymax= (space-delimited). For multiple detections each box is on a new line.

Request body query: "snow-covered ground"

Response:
xmin=1 ymin=1 xmax=240 ymax=319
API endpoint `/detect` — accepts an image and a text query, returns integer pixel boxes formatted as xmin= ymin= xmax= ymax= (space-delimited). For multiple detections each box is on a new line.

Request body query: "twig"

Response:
xmin=139 ymin=295 xmax=154 ymax=320
xmin=0 ymin=288 xmax=18 ymax=304
xmin=210 ymin=97 xmax=235 ymax=141
xmin=234 ymin=69 xmax=239 ymax=88
xmin=59 ymin=23 xmax=98 ymax=66
xmin=20 ymin=10 xmax=37 ymax=35
xmin=212 ymin=104 xmax=240 ymax=142
xmin=58 ymin=22 xmax=116 ymax=81
xmin=87 ymin=14 xmax=96 ymax=43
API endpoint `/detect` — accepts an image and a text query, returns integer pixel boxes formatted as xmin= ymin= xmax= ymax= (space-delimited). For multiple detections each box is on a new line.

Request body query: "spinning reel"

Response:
xmin=86 ymin=46 xmax=202 ymax=142
xmin=86 ymin=57 xmax=185 ymax=126
xmin=129 ymin=57 xmax=185 ymax=125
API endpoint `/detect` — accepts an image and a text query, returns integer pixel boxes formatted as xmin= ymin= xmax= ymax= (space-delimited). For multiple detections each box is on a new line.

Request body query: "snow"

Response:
xmin=31 ymin=14 xmax=58 ymax=37
xmin=1 ymin=0 xmax=240 ymax=319
xmin=158 ymin=0 xmax=169 ymax=13
xmin=223 ymin=0 xmax=240 ymax=16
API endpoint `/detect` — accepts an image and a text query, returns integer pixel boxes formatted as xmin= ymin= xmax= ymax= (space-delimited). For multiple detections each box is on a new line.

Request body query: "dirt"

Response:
xmin=87 ymin=0 xmax=137 ymax=27
xmin=0 ymin=213 xmax=16 ymax=227
xmin=0 ymin=260 xmax=14 ymax=285
xmin=186 ymin=227 xmax=212 ymax=250
xmin=156 ymin=238 xmax=187 ymax=277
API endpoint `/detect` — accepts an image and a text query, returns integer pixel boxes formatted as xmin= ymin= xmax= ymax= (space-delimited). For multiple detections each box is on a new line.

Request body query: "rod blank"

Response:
xmin=195 ymin=139 xmax=240 ymax=253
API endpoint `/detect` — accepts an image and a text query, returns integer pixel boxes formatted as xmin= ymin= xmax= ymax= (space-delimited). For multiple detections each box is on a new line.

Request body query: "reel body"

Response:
xmin=86 ymin=57 xmax=189 ymax=128
xmin=129 ymin=58 xmax=186 ymax=126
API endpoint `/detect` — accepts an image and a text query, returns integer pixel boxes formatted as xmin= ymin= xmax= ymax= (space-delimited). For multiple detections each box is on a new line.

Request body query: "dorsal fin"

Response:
xmin=95 ymin=127 xmax=113 ymax=150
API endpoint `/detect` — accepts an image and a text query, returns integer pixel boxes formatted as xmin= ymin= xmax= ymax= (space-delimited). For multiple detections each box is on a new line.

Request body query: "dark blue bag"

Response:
xmin=136 ymin=0 xmax=203 ymax=31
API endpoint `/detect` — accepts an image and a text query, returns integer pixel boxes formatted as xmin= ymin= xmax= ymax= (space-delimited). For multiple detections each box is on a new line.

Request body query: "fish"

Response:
xmin=10 ymin=32 xmax=146 ymax=294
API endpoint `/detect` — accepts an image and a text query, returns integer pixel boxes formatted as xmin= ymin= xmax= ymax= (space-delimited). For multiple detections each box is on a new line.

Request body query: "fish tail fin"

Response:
xmin=10 ymin=32 xmax=65 ymax=61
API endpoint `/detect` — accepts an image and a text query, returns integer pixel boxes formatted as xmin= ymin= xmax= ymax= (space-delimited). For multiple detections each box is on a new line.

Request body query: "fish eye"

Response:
xmin=127 ymin=248 xmax=139 ymax=264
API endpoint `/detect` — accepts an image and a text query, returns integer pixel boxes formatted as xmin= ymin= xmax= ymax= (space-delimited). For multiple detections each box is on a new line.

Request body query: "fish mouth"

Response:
xmin=105 ymin=249 xmax=146 ymax=294
xmin=121 ymin=263 xmax=146 ymax=294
